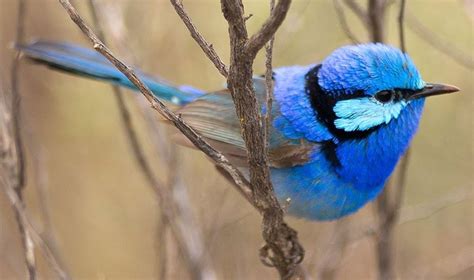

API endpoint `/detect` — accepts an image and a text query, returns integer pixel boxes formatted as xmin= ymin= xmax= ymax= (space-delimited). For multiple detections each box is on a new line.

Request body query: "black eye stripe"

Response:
xmin=375 ymin=90 xmax=393 ymax=103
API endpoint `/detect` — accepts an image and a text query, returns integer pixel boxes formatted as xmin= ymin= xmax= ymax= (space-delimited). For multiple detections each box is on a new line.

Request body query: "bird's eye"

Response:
xmin=375 ymin=90 xmax=394 ymax=103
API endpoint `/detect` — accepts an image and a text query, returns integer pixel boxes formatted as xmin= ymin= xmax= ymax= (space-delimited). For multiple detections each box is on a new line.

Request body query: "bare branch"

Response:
xmin=406 ymin=11 xmax=474 ymax=69
xmin=10 ymin=0 xmax=37 ymax=278
xmin=333 ymin=0 xmax=361 ymax=44
xmin=86 ymin=1 xmax=216 ymax=279
xmin=368 ymin=0 xmax=387 ymax=43
xmin=87 ymin=0 xmax=160 ymax=191
xmin=57 ymin=0 xmax=254 ymax=204
xmin=264 ymin=0 xmax=275 ymax=158
xmin=170 ymin=0 xmax=228 ymax=77
xmin=315 ymin=219 xmax=350 ymax=280
xmin=173 ymin=0 xmax=304 ymax=277
xmin=1 ymin=91 xmax=69 ymax=280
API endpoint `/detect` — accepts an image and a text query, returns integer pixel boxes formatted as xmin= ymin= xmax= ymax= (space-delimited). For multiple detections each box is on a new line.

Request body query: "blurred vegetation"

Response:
xmin=0 ymin=0 xmax=472 ymax=279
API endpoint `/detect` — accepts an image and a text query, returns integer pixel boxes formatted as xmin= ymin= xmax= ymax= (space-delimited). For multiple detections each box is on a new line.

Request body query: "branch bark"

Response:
xmin=57 ymin=0 xmax=305 ymax=277
xmin=86 ymin=1 xmax=216 ymax=279
xmin=10 ymin=0 xmax=36 ymax=278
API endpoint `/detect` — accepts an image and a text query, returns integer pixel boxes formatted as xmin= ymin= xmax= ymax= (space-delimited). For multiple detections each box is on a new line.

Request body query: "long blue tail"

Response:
xmin=17 ymin=41 xmax=203 ymax=105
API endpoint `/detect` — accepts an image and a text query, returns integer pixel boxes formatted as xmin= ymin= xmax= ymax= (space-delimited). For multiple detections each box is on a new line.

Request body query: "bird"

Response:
xmin=17 ymin=41 xmax=459 ymax=221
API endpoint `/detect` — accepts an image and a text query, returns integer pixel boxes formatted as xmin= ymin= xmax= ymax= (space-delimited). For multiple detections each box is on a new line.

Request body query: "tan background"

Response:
xmin=1 ymin=0 xmax=473 ymax=279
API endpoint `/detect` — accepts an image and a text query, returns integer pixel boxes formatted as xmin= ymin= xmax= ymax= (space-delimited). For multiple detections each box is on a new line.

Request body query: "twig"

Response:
xmin=365 ymin=1 xmax=403 ymax=279
xmin=333 ymin=0 xmax=361 ymax=44
xmin=57 ymin=0 xmax=253 ymax=204
xmin=170 ymin=0 xmax=228 ymax=77
xmin=86 ymin=1 xmax=216 ymax=279
xmin=398 ymin=0 xmax=407 ymax=52
xmin=264 ymin=0 xmax=275 ymax=157
xmin=331 ymin=186 xmax=473 ymax=251
xmin=58 ymin=0 xmax=303 ymax=277
xmin=219 ymin=1 xmax=305 ymax=278
xmin=406 ymin=11 xmax=474 ymax=69
xmin=87 ymin=0 xmax=160 ymax=199
xmin=9 ymin=0 xmax=37 ymax=279
xmin=368 ymin=0 xmax=387 ymax=43
xmin=0 ymin=91 xmax=69 ymax=280
xmin=315 ymin=219 xmax=350 ymax=280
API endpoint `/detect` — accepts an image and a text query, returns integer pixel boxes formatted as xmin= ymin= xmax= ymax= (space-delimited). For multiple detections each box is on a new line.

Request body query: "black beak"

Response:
xmin=409 ymin=83 xmax=460 ymax=100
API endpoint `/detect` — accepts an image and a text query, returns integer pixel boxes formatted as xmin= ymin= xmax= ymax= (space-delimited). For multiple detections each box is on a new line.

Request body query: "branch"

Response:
xmin=174 ymin=0 xmax=304 ymax=278
xmin=10 ymin=0 xmax=36 ymax=278
xmin=170 ymin=0 xmax=228 ymax=77
xmin=264 ymin=0 xmax=275 ymax=159
xmin=86 ymin=1 xmax=216 ymax=279
xmin=57 ymin=0 xmax=254 ymax=204
xmin=1 ymin=90 xmax=69 ymax=280
xmin=368 ymin=0 xmax=387 ymax=43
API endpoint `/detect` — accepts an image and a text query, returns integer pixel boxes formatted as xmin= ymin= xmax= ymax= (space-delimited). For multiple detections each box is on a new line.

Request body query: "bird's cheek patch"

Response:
xmin=333 ymin=98 xmax=406 ymax=132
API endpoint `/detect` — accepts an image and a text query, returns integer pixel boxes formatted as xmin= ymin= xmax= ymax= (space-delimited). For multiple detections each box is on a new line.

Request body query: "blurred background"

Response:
xmin=0 ymin=0 xmax=472 ymax=279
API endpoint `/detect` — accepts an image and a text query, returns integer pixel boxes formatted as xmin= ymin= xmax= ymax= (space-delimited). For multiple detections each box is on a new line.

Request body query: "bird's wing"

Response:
xmin=175 ymin=77 xmax=318 ymax=168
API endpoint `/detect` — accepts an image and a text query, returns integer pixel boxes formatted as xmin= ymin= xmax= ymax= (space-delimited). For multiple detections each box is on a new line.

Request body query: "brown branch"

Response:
xmin=406 ymin=11 xmax=474 ymax=69
xmin=170 ymin=0 xmax=228 ymax=77
xmin=87 ymin=0 xmax=160 ymax=191
xmin=315 ymin=219 xmax=350 ymax=280
xmin=86 ymin=1 xmax=216 ymax=279
xmin=58 ymin=0 xmax=303 ymax=277
xmin=365 ymin=1 xmax=405 ymax=279
xmin=333 ymin=0 xmax=361 ymax=44
xmin=174 ymin=0 xmax=304 ymax=278
xmin=57 ymin=0 xmax=253 ymax=203
xmin=1 ymin=90 xmax=69 ymax=280
xmin=264 ymin=0 xmax=275 ymax=157
xmin=9 ymin=0 xmax=37 ymax=279
xmin=368 ymin=0 xmax=387 ymax=43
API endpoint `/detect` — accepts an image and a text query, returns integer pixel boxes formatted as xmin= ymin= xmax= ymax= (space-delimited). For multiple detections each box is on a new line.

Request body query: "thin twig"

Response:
xmin=219 ymin=1 xmax=305 ymax=278
xmin=57 ymin=0 xmax=253 ymax=203
xmin=170 ymin=0 xmax=228 ymax=77
xmin=333 ymin=0 xmax=361 ymax=44
xmin=314 ymin=219 xmax=350 ymax=280
xmin=10 ymin=0 xmax=37 ymax=279
xmin=87 ymin=0 xmax=160 ymax=197
xmin=86 ymin=1 xmax=216 ymax=279
xmin=0 ymin=91 xmax=69 ymax=280
xmin=406 ymin=11 xmax=474 ymax=69
xmin=365 ymin=1 xmax=401 ymax=279
xmin=264 ymin=0 xmax=275 ymax=156
xmin=175 ymin=0 xmax=303 ymax=278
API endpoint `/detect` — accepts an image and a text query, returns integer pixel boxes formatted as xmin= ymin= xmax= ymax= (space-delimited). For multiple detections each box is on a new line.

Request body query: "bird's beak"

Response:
xmin=409 ymin=83 xmax=460 ymax=100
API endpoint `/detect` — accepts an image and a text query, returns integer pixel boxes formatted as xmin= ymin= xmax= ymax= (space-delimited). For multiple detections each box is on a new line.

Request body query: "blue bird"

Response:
xmin=17 ymin=41 xmax=459 ymax=220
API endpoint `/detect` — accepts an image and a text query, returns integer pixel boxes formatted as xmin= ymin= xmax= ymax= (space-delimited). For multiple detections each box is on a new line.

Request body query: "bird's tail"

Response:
xmin=16 ymin=41 xmax=203 ymax=105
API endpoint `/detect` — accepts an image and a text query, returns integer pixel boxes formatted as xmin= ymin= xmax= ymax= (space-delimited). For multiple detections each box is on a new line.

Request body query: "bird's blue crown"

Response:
xmin=318 ymin=43 xmax=425 ymax=96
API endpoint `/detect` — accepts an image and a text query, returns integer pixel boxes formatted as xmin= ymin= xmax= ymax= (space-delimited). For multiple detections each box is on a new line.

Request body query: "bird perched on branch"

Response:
xmin=17 ymin=42 xmax=458 ymax=220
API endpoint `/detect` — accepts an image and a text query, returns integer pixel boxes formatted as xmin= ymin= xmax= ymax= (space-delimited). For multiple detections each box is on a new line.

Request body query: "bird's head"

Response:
xmin=308 ymin=43 xmax=459 ymax=136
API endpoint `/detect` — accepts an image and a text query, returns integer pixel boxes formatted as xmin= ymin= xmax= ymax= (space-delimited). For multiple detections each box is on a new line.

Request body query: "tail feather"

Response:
xmin=17 ymin=41 xmax=203 ymax=105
